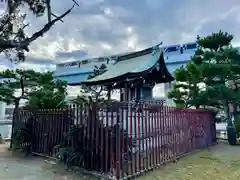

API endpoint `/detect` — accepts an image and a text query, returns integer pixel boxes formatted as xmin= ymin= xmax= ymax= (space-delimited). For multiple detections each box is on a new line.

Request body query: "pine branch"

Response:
xmin=0 ymin=16 xmax=10 ymax=32
xmin=0 ymin=2 xmax=77 ymax=52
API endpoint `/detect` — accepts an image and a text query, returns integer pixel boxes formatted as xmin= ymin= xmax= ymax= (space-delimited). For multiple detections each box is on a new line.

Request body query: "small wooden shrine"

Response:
xmin=81 ymin=44 xmax=174 ymax=102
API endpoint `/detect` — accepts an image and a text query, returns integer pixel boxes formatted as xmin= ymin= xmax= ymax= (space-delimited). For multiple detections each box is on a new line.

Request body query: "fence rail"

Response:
xmin=12 ymin=102 xmax=216 ymax=179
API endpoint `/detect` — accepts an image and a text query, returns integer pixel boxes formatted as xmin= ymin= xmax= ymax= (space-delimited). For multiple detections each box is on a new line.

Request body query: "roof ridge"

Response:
xmin=57 ymin=43 xmax=163 ymax=66
xmin=117 ymin=42 xmax=162 ymax=61
xmin=57 ymin=42 xmax=198 ymax=67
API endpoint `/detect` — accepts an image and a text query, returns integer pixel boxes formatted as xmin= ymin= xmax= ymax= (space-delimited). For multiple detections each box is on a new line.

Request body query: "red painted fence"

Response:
xmin=12 ymin=102 xmax=216 ymax=179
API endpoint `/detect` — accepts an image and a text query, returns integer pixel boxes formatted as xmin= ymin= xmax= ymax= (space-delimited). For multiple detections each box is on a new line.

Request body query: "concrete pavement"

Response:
xmin=0 ymin=143 xmax=85 ymax=180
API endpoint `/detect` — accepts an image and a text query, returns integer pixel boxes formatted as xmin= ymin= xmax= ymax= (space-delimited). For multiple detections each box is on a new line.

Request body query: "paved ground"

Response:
xmin=0 ymin=143 xmax=94 ymax=180
xmin=1 ymin=142 xmax=240 ymax=180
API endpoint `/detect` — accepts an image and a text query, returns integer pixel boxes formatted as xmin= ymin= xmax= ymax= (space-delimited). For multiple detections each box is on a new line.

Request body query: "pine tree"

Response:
xmin=169 ymin=30 xmax=240 ymax=145
xmin=0 ymin=0 xmax=78 ymax=62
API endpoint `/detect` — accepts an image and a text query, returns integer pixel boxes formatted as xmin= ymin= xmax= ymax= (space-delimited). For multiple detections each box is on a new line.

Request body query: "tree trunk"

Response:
xmin=226 ymin=100 xmax=237 ymax=145
xmin=233 ymin=103 xmax=237 ymax=119
xmin=107 ymin=89 xmax=111 ymax=100
xmin=10 ymin=103 xmax=18 ymax=149
xmin=14 ymin=100 xmax=19 ymax=109
xmin=225 ymin=100 xmax=231 ymax=124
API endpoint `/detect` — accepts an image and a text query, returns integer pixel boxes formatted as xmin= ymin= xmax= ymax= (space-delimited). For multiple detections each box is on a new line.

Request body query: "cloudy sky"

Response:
xmin=0 ymin=0 xmax=240 ymax=72
xmin=0 ymin=0 xmax=240 ymax=99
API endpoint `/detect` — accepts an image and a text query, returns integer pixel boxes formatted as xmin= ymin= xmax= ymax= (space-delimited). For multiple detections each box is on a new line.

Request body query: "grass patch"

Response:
xmin=137 ymin=145 xmax=240 ymax=180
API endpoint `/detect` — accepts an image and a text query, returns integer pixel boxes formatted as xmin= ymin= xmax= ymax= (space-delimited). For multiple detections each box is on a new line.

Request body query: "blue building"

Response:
xmin=54 ymin=42 xmax=197 ymax=82
xmin=54 ymin=42 xmax=198 ymax=102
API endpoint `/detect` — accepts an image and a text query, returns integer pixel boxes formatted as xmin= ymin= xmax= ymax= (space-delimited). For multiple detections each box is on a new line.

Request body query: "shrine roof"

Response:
xmin=81 ymin=44 xmax=174 ymax=86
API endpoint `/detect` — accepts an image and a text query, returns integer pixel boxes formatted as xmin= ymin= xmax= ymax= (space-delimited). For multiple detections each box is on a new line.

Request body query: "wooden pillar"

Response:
xmin=107 ymin=87 xmax=111 ymax=100
xmin=120 ymin=88 xmax=124 ymax=102
xmin=123 ymin=87 xmax=128 ymax=101
xmin=128 ymin=87 xmax=131 ymax=102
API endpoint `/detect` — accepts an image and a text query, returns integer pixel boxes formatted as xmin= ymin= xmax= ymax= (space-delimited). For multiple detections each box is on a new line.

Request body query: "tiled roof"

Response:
xmin=83 ymin=46 xmax=163 ymax=83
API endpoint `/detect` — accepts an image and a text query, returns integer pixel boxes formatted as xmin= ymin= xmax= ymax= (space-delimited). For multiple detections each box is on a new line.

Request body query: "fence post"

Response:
xmin=115 ymin=105 xmax=121 ymax=179
xmin=10 ymin=108 xmax=18 ymax=149
xmin=211 ymin=112 xmax=217 ymax=144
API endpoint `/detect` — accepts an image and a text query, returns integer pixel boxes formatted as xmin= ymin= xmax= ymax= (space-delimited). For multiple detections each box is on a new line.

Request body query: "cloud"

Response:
xmin=55 ymin=50 xmax=88 ymax=62
xmin=1 ymin=0 xmax=240 ymax=96
xmin=1 ymin=0 xmax=240 ymax=68
xmin=17 ymin=62 xmax=56 ymax=72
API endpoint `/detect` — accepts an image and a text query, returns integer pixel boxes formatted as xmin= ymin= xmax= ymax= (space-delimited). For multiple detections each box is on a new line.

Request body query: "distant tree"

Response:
xmin=168 ymin=61 xmax=203 ymax=108
xmin=26 ymin=72 xmax=67 ymax=109
xmin=79 ymin=64 xmax=107 ymax=102
xmin=0 ymin=0 xmax=78 ymax=62
xmin=0 ymin=69 xmax=41 ymax=108
xmin=72 ymin=63 xmax=117 ymax=106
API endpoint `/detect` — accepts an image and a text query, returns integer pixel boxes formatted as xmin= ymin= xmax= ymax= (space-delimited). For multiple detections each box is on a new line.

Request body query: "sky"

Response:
xmin=0 ymin=0 xmax=240 ymax=71
xmin=0 ymin=0 xmax=240 ymax=99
